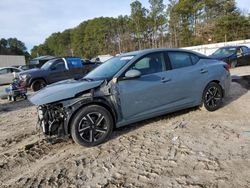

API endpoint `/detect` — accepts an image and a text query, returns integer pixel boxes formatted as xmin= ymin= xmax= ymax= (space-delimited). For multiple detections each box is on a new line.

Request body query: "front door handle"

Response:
xmin=161 ymin=77 xmax=171 ymax=83
xmin=200 ymin=69 xmax=208 ymax=74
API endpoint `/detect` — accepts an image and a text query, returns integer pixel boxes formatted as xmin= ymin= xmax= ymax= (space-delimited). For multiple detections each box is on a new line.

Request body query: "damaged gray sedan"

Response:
xmin=29 ymin=48 xmax=231 ymax=146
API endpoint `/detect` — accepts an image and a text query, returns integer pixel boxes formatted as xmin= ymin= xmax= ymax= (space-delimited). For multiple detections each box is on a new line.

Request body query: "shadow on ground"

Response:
xmin=0 ymin=99 xmax=33 ymax=114
xmin=222 ymin=75 xmax=250 ymax=107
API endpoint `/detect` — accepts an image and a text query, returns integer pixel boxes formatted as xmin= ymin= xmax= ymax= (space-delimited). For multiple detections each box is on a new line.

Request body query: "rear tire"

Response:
xmin=31 ymin=79 xmax=46 ymax=92
xmin=71 ymin=105 xmax=114 ymax=147
xmin=202 ymin=82 xmax=223 ymax=112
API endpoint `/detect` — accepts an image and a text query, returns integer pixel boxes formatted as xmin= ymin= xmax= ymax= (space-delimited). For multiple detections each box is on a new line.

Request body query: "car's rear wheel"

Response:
xmin=203 ymin=82 xmax=223 ymax=112
xmin=71 ymin=105 xmax=114 ymax=147
xmin=31 ymin=79 xmax=46 ymax=91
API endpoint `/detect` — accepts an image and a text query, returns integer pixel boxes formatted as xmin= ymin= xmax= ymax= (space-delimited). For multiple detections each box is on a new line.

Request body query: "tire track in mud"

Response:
xmin=2 ymin=122 xmax=239 ymax=188
xmin=0 ymin=138 xmax=74 ymax=187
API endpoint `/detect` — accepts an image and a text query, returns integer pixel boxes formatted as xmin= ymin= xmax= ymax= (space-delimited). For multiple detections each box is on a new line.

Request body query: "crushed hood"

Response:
xmin=29 ymin=79 xmax=104 ymax=105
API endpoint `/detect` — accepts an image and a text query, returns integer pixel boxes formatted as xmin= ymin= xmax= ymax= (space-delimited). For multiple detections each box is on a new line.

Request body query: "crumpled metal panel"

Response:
xmin=29 ymin=79 xmax=103 ymax=105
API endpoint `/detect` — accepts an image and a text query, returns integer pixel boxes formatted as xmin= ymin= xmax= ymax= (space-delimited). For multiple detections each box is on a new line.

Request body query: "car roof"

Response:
xmin=119 ymin=48 xmax=208 ymax=58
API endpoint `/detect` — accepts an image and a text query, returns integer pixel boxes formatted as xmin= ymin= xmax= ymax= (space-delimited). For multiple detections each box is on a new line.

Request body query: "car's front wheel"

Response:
xmin=203 ymin=82 xmax=223 ymax=112
xmin=31 ymin=79 xmax=46 ymax=91
xmin=71 ymin=105 xmax=114 ymax=147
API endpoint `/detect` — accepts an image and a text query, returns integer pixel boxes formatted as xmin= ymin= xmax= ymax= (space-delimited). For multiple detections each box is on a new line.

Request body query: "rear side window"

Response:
xmin=168 ymin=52 xmax=193 ymax=69
xmin=67 ymin=58 xmax=83 ymax=68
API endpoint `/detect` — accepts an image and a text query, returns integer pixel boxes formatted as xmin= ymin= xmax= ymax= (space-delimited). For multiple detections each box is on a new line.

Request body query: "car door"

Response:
xmin=165 ymin=51 xmax=209 ymax=106
xmin=0 ymin=68 xmax=13 ymax=85
xmin=47 ymin=59 xmax=71 ymax=83
xmin=117 ymin=52 xmax=172 ymax=121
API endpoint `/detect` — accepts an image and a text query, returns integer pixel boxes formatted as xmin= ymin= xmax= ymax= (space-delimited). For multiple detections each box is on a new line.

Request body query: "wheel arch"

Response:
xmin=29 ymin=77 xmax=47 ymax=87
xmin=66 ymin=97 xmax=117 ymax=135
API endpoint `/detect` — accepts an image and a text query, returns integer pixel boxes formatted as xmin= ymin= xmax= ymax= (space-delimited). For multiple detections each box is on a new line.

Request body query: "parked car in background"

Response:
xmin=209 ymin=45 xmax=250 ymax=68
xmin=19 ymin=57 xmax=97 ymax=91
xmin=29 ymin=48 xmax=231 ymax=147
xmin=0 ymin=67 xmax=22 ymax=85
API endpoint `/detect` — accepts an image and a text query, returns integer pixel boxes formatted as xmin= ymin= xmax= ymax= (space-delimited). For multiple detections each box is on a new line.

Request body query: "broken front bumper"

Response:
xmin=37 ymin=105 xmax=66 ymax=137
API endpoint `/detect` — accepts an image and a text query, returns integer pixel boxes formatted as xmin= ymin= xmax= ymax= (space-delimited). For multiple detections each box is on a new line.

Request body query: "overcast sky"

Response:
xmin=0 ymin=0 xmax=248 ymax=52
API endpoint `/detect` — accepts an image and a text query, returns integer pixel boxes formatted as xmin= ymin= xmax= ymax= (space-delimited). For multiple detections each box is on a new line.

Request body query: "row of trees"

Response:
xmin=0 ymin=38 xmax=29 ymax=59
xmin=31 ymin=0 xmax=250 ymax=58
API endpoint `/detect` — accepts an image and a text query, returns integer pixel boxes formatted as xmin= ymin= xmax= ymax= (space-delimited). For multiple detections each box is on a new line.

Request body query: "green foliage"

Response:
xmin=0 ymin=37 xmax=30 ymax=61
xmin=31 ymin=0 xmax=250 ymax=58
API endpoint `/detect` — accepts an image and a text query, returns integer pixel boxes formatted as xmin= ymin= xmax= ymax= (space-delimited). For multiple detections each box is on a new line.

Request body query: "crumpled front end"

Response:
xmin=37 ymin=103 xmax=67 ymax=140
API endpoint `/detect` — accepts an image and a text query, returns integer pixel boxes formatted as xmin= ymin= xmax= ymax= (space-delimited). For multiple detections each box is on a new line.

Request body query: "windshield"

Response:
xmin=41 ymin=59 xmax=55 ymax=70
xmin=85 ymin=55 xmax=134 ymax=79
xmin=213 ymin=47 xmax=236 ymax=56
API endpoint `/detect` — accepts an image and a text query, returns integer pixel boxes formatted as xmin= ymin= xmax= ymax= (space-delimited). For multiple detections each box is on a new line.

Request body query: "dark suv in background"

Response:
xmin=209 ymin=45 xmax=250 ymax=68
xmin=19 ymin=57 xmax=98 ymax=91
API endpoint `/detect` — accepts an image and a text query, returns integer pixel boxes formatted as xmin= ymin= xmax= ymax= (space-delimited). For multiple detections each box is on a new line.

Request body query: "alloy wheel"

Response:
xmin=204 ymin=86 xmax=222 ymax=109
xmin=78 ymin=112 xmax=108 ymax=143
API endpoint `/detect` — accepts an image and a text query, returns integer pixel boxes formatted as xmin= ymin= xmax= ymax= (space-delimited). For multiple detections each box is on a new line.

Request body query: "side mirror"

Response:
xmin=50 ymin=66 xmax=56 ymax=71
xmin=125 ymin=69 xmax=141 ymax=79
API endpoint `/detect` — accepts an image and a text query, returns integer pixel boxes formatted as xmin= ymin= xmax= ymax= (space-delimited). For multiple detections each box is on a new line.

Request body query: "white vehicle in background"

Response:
xmin=0 ymin=67 xmax=22 ymax=85
xmin=90 ymin=54 xmax=113 ymax=63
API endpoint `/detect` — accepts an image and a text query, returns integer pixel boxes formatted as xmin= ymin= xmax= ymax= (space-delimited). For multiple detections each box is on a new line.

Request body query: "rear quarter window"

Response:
xmin=190 ymin=54 xmax=200 ymax=64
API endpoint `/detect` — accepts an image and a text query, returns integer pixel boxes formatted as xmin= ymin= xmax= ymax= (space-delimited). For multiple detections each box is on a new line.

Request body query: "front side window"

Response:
xmin=52 ymin=60 xmax=66 ymax=71
xmin=129 ymin=53 xmax=165 ymax=75
xmin=168 ymin=52 xmax=193 ymax=69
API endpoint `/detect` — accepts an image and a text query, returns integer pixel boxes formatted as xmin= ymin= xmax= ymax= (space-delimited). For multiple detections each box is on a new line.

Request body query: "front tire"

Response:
xmin=203 ymin=82 xmax=223 ymax=112
xmin=71 ymin=105 xmax=114 ymax=147
xmin=31 ymin=79 xmax=46 ymax=92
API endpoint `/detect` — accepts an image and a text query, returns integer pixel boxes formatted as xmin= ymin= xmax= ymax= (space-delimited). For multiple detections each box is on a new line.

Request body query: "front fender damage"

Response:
xmin=36 ymin=79 xmax=122 ymax=143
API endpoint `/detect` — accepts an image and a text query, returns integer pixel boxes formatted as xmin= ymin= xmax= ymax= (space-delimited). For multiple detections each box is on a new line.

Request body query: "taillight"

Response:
xmin=223 ymin=64 xmax=230 ymax=72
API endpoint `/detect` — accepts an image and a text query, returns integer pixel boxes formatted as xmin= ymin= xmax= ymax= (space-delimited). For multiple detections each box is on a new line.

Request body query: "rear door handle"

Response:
xmin=200 ymin=69 xmax=208 ymax=74
xmin=161 ymin=77 xmax=171 ymax=83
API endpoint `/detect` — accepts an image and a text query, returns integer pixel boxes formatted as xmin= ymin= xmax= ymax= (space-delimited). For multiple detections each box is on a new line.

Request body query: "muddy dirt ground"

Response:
xmin=0 ymin=67 xmax=250 ymax=188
